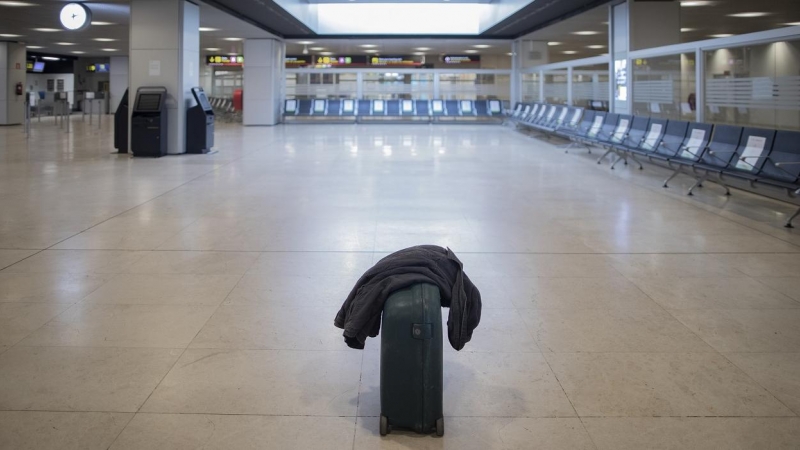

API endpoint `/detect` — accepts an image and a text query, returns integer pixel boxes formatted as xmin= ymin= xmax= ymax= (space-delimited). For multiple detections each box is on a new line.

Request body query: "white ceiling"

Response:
xmin=0 ymin=0 xmax=273 ymax=58
xmin=284 ymin=38 xmax=512 ymax=57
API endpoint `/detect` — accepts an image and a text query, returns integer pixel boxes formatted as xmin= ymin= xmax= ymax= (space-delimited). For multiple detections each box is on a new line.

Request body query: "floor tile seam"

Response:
xmin=101 ymin=409 xmax=137 ymax=450
xmin=133 ymin=269 xmax=252 ymax=415
xmin=747 ymin=278 xmax=800 ymax=307
xmin=715 ymin=351 xmax=800 ymax=418
xmin=558 ymin=140 xmax=800 ymax=249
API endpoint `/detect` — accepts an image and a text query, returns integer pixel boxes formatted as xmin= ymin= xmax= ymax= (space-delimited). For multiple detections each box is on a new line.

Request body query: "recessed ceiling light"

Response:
xmin=0 ymin=1 xmax=36 ymax=5
xmin=0 ymin=33 xmax=22 ymax=37
xmin=506 ymin=52 xmax=513 ymax=56
xmin=93 ymin=38 xmax=116 ymax=42
xmin=101 ymin=48 xmax=118 ymax=52
xmin=41 ymin=56 xmax=61 ymax=61
xmin=359 ymin=44 xmax=378 ymax=48
xmin=55 ymin=42 xmax=76 ymax=46
xmin=464 ymin=50 xmax=479 ymax=53
xmin=709 ymin=33 xmax=734 ymax=38
xmin=310 ymin=47 xmax=324 ymax=51
xmin=363 ymin=49 xmax=378 ymax=53
xmin=681 ymin=27 xmax=695 ymax=32
xmin=415 ymin=47 xmax=431 ymax=51
xmin=223 ymin=37 xmax=242 ymax=41
xmin=587 ymin=45 xmax=605 ymax=49
xmin=413 ymin=52 xmax=425 ymax=55
xmin=319 ymin=51 xmax=333 ymax=55
xmin=548 ymin=42 xmax=562 ymax=46
xmin=91 ymin=21 xmax=114 ymax=26
xmin=563 ymin=50 xmax=578 ymax=54
xmin=71 ymin=51 xmax=85 ymax=54
xmin=32 ymin=28 xmax=60 ymax=32
xmin=680 ymin=1 xmax=713 ymax=6
xmin=199 ymin=27 xmax=218 ymax=32
xmin=784 ymin=22 xmax=800 ymax=26
xmin=472 ymin=44 xmax=491 ymax=48
xmin=205 ymin=47 xmax=221 ymax=51
xmin=728 ymin=12 xmax=769 ymax=18
xmin=296 ymin=41 xmax=314 ymax=45
xmin=573 ymin=31 xmax=600 ymax=35
xmin=26 ymin=45 xmax=44 ymax=49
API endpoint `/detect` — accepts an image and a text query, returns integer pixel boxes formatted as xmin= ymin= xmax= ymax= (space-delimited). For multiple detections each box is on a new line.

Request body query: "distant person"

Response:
xmin=688 ymin=93 xmax=696 ymax=111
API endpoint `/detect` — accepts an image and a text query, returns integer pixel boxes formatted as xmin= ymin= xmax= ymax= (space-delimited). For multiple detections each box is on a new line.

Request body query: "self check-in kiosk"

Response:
xmin=114 ymin=89 xmax=129 ymax=153
xmin=186 ymin=87 xmax=215 ymax=154
xmin=131 ymin=87 xmax=168 ymax=158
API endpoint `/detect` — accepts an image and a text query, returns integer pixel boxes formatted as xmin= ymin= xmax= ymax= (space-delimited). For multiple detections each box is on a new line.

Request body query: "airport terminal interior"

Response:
xmin=1 ymin=0 xmax=800 ymax=448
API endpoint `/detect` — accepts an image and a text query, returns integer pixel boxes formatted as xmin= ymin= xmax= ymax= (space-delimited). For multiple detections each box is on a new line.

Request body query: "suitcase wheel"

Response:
xmin=380 ymin=415 xmax=390 ymax=436
xmin=436 ymin=417 xmax=444 ymax=437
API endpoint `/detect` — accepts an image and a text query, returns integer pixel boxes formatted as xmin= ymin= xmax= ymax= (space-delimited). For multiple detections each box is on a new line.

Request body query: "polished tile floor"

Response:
xmin=1 ymin=116 xmax=800 ymax=449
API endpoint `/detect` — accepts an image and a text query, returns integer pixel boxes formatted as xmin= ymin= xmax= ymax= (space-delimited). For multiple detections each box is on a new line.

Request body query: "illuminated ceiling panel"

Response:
xmin=315 ymin=4 xmax=487 ymax=35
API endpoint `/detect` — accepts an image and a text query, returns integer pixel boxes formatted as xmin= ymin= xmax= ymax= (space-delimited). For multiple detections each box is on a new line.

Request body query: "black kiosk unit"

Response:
xmin=113 ymin=89 xmax=129 ymax=153
xmin=186 ymin=87 xmax=215 ymax=154
xmin=131 ymin=87 xmax=168 ymax=158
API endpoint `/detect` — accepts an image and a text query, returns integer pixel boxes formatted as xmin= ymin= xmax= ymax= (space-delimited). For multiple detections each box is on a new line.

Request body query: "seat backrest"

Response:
xmin=654 ymin=121 xmax=689 ymax=157
xmin=534 ymin=104 xmax=550 ymax=122
xmin=445 ymin=100 xmax=460 ymax=116
xmin=401 ymin=99 xmax=414 ymax=115
xmin=489 ymin=100 xmax=502 ymax=115
xmin=759 ymin=130 xmax=800 ymax=183
xmin=565 ymin=108 xmax=583 ymax=128
xmin=596 ymin=113 xmax=620 ymax=141
xmin=520 ymin=104 xmax=532 ymax=118
xmin=608 ymin=114 xmax=632 ymax=144
xmin=730 ymin=128 xmax=777 ymax=174
xmin=326 ymin=99 xmax=342 ymax=116
xmin=431 ymin=100 xmax=445 ymax=115
xmin=342 ymin=99 xmax=355 ymax=115
xmin=415 ymin=100 xmax=430 ymax=116
xmin=284 ymin=99 xmax=298 ymax=115
xmin=541 ymin=105 xmax=558 ymax=124
xmin=621 ymin=116 xmax=649 ymax=148
xmin=675 ymin=123 xmax=713 ymax=162
xmin=575 ymin=110 xmax=596 ymax=134
xmin=372 ymin=99 xmax=386 ymax=115
xmin=312 ymin=99 xmax=326 ymax=115
xmin=699 ymin=124 xmax=743 ymax=168
xmin=460 ymin=100 xmax=475 ymax=115
xmin=298 ymin=99 xmax=313 ymax=115
xmin=386 ymin=99 xmax=401 ymax=116
xmin=512 ymin=103 xmax=523 ymax=116
xmin=553 ymin=107 xmax=570 ymax=126
xmin=357 ymin=99 xmax=371 ymax=115
xmin=585 ymin=112 xmax=606 ymax=139
xmin=640 ymin=119 xmax=667 ymax=151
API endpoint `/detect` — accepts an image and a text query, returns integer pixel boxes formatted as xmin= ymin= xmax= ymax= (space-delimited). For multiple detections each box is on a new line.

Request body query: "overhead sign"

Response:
xmin=86 ymin=63 xmax=109 ymax=73
xmin=206 ymin=55 xmax=244 ymax=66
xmin=286 ymin=55 xmax=311 ymax=67
xmin=443 ymin=55 xmax=480 ymax=64
xmin=370 ymin=56 xmax=423 ymax=67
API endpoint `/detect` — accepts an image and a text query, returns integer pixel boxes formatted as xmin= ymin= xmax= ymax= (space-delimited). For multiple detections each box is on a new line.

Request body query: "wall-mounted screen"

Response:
xmin=33 ymin=62 xmax=45 ymax=72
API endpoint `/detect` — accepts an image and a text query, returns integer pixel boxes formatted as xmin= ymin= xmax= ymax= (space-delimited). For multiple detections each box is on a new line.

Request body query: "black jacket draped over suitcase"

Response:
xmin=334 ymin=245 xmax=481 ymax=351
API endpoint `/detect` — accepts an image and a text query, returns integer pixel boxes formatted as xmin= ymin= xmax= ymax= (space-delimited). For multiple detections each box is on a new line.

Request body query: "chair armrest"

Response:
xmin=708 ymin=150 xmax=738 ymax=155
xmin=776 ymin=161 xmax=800 ymax=166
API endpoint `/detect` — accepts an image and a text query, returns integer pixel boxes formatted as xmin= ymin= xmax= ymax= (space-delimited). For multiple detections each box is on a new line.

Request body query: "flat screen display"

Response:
xmin=136 ymin=93 xmax=162 ymax=112
xmin=33 ymin=62 xmax=45 ymax=72
xmin=192 ymin=88 xmax=212 ymax=112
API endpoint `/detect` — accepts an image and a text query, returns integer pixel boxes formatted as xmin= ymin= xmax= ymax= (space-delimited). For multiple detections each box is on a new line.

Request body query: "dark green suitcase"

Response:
xmin=379 ymin=283 xmax=444 ymax=436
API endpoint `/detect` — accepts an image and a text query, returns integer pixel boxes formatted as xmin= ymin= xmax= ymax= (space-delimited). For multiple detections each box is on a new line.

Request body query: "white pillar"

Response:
xmin=129 ymin=0 xmax=199 ymax=154
xmin=109 ymin=56 xmax=129 ymax=113
xmin=0 ymin=42 xmax=26 ymax=125
xmin=243 ymin=39 xmax=284 ymax=126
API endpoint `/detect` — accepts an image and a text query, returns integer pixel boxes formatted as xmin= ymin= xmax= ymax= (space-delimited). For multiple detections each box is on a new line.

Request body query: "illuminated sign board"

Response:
xmin=370 ymin=56 xmax=423 ymax=66
xmin=286 ymin=55 xmax=311 ymax=67
xmin=86 ymin=63 xmax=110 ymax=73
xmin=443 ymin=55 xmax=480 ymax=64
xmin=206 ymin=55 xmax=244 ymax=66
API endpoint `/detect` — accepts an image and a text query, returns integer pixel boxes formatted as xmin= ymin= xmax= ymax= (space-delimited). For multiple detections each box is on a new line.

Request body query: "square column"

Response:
xmin=129 ymin=0 xmax=199 ymax=154
xmin=109 ymin=56 xmax=129 ymax=114
xmin=243 ymin=39 xmax=284 ymax=126
xmin=0 ymin=42 xmax=26 ymax=125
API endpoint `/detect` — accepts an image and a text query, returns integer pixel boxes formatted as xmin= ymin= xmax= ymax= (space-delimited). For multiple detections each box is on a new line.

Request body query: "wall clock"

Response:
xmin=60 ymin=3 xmax=92 ymax=31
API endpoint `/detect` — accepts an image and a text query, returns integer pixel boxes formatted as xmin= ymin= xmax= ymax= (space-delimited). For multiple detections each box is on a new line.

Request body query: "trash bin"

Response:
xmin=380 ymin=283 xmax=444 ymax=436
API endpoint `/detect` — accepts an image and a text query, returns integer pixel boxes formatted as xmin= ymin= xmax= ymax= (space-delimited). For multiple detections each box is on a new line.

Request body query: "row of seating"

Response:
xmin=283 ymin=99 xmax=503 ymax=123
xmin=507 ymin=102 xmax=800 ymax=228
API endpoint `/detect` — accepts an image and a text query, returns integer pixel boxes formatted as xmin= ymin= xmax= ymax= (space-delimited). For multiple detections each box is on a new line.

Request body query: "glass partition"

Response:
xmin=704 ymin=39 xmax=800 ymax=131
xmin=362 ymin=72 xmax=434 ymax=99
xmin=521 ymin=72 xmax=540 ymax=102
xmin=543 ymin=70 xmax=569 ymax=105
xmin=285 ymin=72 xmax=358 ymax=99
xmin=572 ymin=63 xmax=609 ymax=110
xmin=439 ymin=73 xmax=510 ymax=101
xmin=632 ymin=53 xmax=696 ymax=120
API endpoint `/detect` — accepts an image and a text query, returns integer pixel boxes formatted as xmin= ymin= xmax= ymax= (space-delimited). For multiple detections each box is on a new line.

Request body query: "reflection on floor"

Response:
xmin=0 ymin=116 xmax=799 ymax=449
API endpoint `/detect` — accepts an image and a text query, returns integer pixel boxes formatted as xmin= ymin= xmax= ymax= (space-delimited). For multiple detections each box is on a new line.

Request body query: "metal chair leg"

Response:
xmin=610 ymin=154 xmax=627 ymax=170
xmin=687 ymin=175 xmax=707 ymax=196
xmin=663 ymin=169 xmax=680 ymax=188
xmin=597 ymin=148 xmax=613 ymax=165
xmin=786 ymin=207 xmax=800 ymax=228
xmin=629 ymin=154 xmax=644 ymax=170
